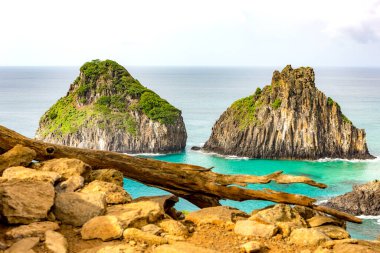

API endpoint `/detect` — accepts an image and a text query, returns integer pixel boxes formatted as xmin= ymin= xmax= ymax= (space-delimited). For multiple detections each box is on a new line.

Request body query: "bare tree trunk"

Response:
xmin=0 ymin=125 xmax=361 ymax=223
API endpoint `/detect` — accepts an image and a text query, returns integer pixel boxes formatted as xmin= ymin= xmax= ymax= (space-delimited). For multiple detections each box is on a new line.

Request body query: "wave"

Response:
xmin=316 ymin=199 xmax=328 ymax=205
xmin=316 ymin=156 xmax=380 ymax=163
xmin=191 ymin=149 xmax=250 ymax=160
xmin=124 ymin=153 xmax=169 ymax=157
xmin=356 ymin=215 xmax=380 ymax=220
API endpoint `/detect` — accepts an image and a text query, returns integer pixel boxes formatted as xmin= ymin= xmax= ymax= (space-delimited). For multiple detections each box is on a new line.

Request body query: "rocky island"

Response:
xmin=36 ymin=60 xmax=187 ymax=153
xmin=203 ymin=65 xmax=373 ymax=160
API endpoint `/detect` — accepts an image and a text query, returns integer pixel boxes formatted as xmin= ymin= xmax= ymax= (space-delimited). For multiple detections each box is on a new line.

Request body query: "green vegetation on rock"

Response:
xmin=231 ymin=92 xmax=262 ymax=130
xmin=271 ymin=98 xmax=282 ymax=109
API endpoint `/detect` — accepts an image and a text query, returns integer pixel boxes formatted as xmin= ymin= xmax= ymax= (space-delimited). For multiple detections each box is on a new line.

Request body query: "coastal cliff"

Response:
xmin=36 ymin=60 xmax=187 ymax=153
xmin=325 ymin=180 xmax=380 ymax=215
xmin=203 ymin=65 xmax=373 ymax=159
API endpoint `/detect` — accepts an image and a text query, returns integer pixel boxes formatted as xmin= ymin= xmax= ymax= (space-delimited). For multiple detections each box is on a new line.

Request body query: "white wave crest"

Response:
xmin=316 ymin=156 xmax=380 ymax=163
xmin=356 ymin=215 xmax=380 ymax=220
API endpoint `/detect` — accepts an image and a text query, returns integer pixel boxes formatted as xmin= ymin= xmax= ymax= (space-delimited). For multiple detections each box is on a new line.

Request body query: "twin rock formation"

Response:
xmin=37 ymin=61 xmax=372 ymax=159
xmin=203 ymin=65 xmax=373 ymax=159
xmin=36 ymin=60 xmax=187 ymax=153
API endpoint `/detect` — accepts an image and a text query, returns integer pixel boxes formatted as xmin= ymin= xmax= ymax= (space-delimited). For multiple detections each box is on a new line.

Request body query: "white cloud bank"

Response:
xmin=0 ymin=0 xmax=379 ymax=66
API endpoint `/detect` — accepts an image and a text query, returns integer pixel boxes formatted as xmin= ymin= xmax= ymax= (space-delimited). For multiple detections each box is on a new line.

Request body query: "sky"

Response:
xmin=0 ymin=0 xmax=379 ymax=67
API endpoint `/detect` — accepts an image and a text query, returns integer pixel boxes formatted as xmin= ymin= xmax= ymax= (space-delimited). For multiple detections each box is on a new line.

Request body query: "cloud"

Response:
xmin=341 ymin=20 xmax=380 ymax=43
xmin=324 ymin=0 xmax=380 ymax=43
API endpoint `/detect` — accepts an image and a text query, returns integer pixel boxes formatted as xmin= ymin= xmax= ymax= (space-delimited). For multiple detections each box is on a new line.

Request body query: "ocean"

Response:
xmin=0 ymin=66 xmax=379 ymax=239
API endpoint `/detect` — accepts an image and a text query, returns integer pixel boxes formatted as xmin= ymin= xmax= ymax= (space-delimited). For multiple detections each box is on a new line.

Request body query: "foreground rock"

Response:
xmin=325 ymin=180 xmax=380 ymax=215
xmin=234 ymin=220 xmax=278 ymax=238
xmin=5 ymin=221 xmax=59 ymax=240
xmin=4 ymin=237 xmax=39 ymax=253
xmin=89 ymin=169 xmax=124 ymax=187
xmin=81 ymin=216 xmax=123 ymax=241
xmin=80 ymin=180 xmax=131 ymax=204
xmin=0 ymin=179 xmax=55 ymax=224
xmin=35 ymin=59 xmax=187 ymax=154
xmin=2 ymin=166 xmax=61 ymax=184
xmin=0 ymin=145 xmax=36 ymax=173
xmin=185 ymin=206 xmax=249 ymax=227
xmin=45 ymin=230 xmax=68 ymax=253
xmin=289 ymin=228 xmax=331 ymax=246
xmin=53 ymin=192 xmax=106 ymax=226
xmin=32 ymin=158 xmax=92 ymax=181
xmin=202 ymin=65 xmax=373 ymax=159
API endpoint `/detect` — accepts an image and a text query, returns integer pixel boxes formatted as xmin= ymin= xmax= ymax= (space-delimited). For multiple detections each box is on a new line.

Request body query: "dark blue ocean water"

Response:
xmin=0 ymin=66 xmax=379 ymax=239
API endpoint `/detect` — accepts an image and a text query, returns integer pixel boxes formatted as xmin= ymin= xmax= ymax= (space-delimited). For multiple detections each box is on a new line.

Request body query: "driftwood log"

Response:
xmin=0 ymin=125 xmax=362 ymax=223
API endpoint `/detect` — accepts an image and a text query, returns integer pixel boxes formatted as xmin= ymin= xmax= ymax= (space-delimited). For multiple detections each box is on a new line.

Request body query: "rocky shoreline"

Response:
xmin=0 ymin=145 xmax=379 ymax=252
xmin=324 ymin=180 xmax=380 ymax=216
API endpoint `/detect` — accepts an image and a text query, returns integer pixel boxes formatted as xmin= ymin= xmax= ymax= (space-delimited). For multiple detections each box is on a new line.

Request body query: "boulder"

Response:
xmin=5 ymin=221 xmax=59 ymax=240
xmin=53 ymin=192 xmax=106 ymax=226
xmin=33 ymin=158 xmax=91 ymax=181
xmin=106 ymin=195 xmax=177 ymax=228
xmin=289 ymin=228 xmax=331 ymax=246
xmin=154 ymin=242 xmax=219 ymax=253
xmin=123 ymin=228 xmax=168 ymax=245
xmin=234 ymin=220 xmax=278 ymax=238
xmin=81 ymin=216 xmax=123 ymax=241
xmin=186 ymin=206 xmax=249 ymax=227
xmin=307 ymin=216 xmax=345 ymax=228
xmin=141 ymin=224 xmax=163 ymax=236
xmin=240 ymin=241 xmax=265 ymax=253
xmin=55 ymin=175 xmax=84 ymax=193
xmin=4 ymin=237 xmax=39 ymax=253
xmin=158 ymin=219 xmax=188 ymax=237
xmin=315 ymin=225 xmax=350 ymax=240
xmin=80 ymin=180 xmax=131 ymax=204
xmin=250 ymin=204 xmax=307 ymax=228
xmin=89 ymin=169 xmax=124 ymax=187
xmin=0 ymin=145 xmax=36 ymax=173
xmin=249 ymin=204 xmax=308 ymax=237
xmin=0 ymin=179 xmax=55 ymax=224
xmin=2 ymin=166 xmax=61 ymax=184
xmin=45 ymin=230 xmax=68 ymax=253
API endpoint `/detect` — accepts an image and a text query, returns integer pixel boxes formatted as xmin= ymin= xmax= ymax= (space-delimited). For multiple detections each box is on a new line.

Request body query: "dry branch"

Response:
xmin=0 ymin=125 xmax=361 ymax=223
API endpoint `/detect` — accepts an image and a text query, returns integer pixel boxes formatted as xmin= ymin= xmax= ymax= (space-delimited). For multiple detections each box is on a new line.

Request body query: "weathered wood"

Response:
xmin=0 ymin=144 xmax=36 ymax=174
xmin=0 ymin=125 xmax=361 ymax=223
xmin=312 ymin=205 xmax=362 ymax=223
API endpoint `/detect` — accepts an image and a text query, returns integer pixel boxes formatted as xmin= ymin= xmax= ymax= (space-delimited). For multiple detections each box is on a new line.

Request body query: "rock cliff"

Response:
xmin=36 ymin=60 xmax=187 ymax=153
xmin=203 ymin=65 xmax=373 ymax=159
xmin=324 ymin=180 xmax=380 ymax=215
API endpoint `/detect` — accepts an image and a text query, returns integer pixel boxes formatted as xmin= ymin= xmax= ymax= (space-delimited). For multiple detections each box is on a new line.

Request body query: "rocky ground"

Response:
xmin=0 ymin=146 xmax=380 ymax=253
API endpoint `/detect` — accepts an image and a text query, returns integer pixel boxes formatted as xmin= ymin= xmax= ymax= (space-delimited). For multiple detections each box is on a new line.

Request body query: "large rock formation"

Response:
xmin=203 ymin=65 xmax=373 ymax=159
xmin=324 ymin=180 xmax=380 ymax=215
xmin=36 ymin=59 xmax=187 ymax=153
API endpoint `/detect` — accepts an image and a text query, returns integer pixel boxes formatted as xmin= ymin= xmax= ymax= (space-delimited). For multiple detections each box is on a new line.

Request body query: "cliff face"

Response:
xmin=324 ymin=180 xmax=380 ymax=215
xmin=36 ymin=60 xmax=187 ymax=153
xmin=203 ymin=65 xmax=373 ymax=159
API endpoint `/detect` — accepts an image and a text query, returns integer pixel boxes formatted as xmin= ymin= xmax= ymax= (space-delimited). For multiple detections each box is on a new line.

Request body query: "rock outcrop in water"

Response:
xmin=36 ymin=59 xmax=187 ymax=153
xmin=203 ymin=65 xmax=373 ymax=159
xmin=324 ymin=180 xmax=380 ymax=215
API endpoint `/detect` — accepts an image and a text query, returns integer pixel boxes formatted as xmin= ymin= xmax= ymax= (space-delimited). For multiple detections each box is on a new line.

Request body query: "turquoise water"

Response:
xmin=0 ymin=66 xmax=379 ymax=239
